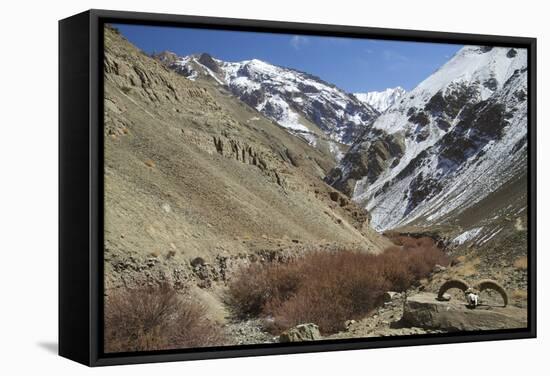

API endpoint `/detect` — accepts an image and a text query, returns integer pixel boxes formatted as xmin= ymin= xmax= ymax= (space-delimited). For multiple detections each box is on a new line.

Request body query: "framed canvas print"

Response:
xmin=59 ymin=9 xmax=536 ymax=366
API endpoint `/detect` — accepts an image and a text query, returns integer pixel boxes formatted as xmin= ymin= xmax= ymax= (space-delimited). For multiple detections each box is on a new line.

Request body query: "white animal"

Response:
xmin=466 ymin=292 xmax=479 ymax=307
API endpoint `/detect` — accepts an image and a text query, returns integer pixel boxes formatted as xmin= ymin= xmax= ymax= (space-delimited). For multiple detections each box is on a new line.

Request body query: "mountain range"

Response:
xmin=155 ymin=44 xmax=528 ymax=245
xmin=103 ymin=27 xmax=529 ymax=345
xmin=155 ymin=51 xmax=381 ymax=160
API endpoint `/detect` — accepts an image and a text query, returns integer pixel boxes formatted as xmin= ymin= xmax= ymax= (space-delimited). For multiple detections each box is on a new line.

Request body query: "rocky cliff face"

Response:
xmin=156 ymin=52 xmax=379 ymax=160
xmin=327 ymin=46 xmax=528 ymax=237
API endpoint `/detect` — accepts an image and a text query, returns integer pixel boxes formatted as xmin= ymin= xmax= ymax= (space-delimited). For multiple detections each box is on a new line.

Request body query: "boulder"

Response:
xmin=402 ymin=292 xmax=527 ymax=331
xmin=279 ymin=323 xmax=322 ymax=343
xmin=383 ymin=291 xmax=399 ymax=302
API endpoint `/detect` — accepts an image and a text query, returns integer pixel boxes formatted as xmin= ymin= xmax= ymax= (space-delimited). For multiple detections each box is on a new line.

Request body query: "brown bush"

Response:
xmin=105 ymin=284 xmax=226 ymax=353
xmin=513 ymin=256 xmax=528 ymax=270
xmin=227 ymin=238 xmax=448 ymax=335
xmin=226 ymin=262 xmax=302 ymax=318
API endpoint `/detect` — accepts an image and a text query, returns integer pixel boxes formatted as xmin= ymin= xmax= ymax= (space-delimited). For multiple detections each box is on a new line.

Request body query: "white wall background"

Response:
xmin=0 ymin=0 xmax=546 ymax=374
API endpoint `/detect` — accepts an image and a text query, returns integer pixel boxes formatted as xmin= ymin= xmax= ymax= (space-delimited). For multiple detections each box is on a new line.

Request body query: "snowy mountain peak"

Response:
xmin=415 ymin=46 xmax=527 ymax=103
xmin=354 ymin=87 xmax=406 ymax=112
xmin=159 ymin=52 xmax=380 ymax=155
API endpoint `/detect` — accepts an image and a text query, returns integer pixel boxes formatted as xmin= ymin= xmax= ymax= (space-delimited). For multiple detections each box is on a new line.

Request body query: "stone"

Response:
xmin=402 ymin=292 xmax=527 ymax=331
xmin=383 ymin=291 xmax=398 ymax=302
xmin=433 ymin=264 xmax=447 ymax=273
xmin=190 ymin=257 xmax=205 ymax=268
xmin=279 ymin=323 xmax=321 ymax=342
xmin=345 ymin=320 xmax=356 ymax=328
xmin=438 ymin=293 xmax=452 ymax=301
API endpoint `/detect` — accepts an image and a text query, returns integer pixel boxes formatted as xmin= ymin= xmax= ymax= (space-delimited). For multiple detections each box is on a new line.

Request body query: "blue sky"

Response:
xmin=113 ymin=23 xmax=462 ymax=93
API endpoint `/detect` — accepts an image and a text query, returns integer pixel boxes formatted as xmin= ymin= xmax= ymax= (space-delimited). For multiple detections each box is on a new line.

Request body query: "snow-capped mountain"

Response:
xmin=354 ymin=87 xmax=406 ymax=112
xmin=156 ymin=52 xmax=379 ymax=150
xmin=327 ymin=46 xmax=528 ymax=231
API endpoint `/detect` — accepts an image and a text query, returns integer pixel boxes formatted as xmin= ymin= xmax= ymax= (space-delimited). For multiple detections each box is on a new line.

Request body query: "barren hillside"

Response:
xmin=103 ymin=26 xmax=390 ymax=294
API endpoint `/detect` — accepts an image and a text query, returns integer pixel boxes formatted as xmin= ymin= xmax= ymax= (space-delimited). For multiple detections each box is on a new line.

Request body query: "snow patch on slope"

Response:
xmin=452 ymin=227 xmax=483 ymax=245
xmin=354 ymin=87 xmax=406 ymax=112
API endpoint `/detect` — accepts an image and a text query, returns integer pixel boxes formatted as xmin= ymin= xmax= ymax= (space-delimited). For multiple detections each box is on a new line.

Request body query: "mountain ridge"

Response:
xmin=155 ymin=51 xmax=380 ymax=160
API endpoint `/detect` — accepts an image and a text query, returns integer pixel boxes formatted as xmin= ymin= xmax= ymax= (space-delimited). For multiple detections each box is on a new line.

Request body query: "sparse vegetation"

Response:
xmin=227 ymin=238 xmax=449 ymax=334
xmin=513 ymin=256 xmax=528 ymax=270
xmin=511 ymin=289 xmax=528 ymax=300
xmin=451 ymin=254 xmax=467 ymax=266
xmin=105 ymin=284 xmax=226 ymax=353
xmin=455 ymin=256 xmax=480 ymax=277
xmin=144 ymin=159 xmax=155 ymax=168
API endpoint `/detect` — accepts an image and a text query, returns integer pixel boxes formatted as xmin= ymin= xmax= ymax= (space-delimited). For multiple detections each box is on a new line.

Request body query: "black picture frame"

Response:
xmin=59 ymin=9 xmax=537 ymax=367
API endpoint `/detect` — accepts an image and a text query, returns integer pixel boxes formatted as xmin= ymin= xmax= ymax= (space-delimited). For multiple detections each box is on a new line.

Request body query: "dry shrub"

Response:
xmin=227 ymin=238 xmax=448 ymax=334
xmin=511 ymin=289 xmax=528 ymax=300
xmin=226 ymin=262 xmax=302 ymax=318
xmin=105 ymin=284 xmax=225 ymax=353
xmin=265 ymin=253 xmax=391 ymax=333
xmin=456 ymin=256 xmax=480 ymax=277
xmin=451 ymin=254 xmax=467 ymax=266
xmin=513 ymin=256 xmax=528 ymax=270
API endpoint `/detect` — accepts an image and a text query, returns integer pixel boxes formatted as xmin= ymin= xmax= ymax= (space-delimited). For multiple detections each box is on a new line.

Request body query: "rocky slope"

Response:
xmin=103 ymin=26 xmax=390 ymax=307
xmin=155 ymin=51 xmax=379 ymax=160
xmin=354 ymin=86 xmax=406 ymax=112
xmin=327 ymin=46 xmax=528 ymax=244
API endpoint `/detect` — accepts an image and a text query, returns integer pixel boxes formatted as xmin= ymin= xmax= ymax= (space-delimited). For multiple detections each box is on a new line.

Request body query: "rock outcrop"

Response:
xmin=279 ymin=323 xmax=322 ymax=342
xmin=402 ymin=292 xmax=526 ymax=331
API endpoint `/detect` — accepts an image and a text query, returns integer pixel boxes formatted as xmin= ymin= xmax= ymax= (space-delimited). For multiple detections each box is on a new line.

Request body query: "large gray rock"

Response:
xmin=402 ymin=292 xmax=527 ymax=331
xmin=279 ymin=323 xmax=322 ymax=343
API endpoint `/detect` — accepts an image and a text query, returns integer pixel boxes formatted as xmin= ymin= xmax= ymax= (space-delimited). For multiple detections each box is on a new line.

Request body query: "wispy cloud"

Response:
xmin=290 ymin=35 xmax=309 ymax=50
xmin=383 ymin=49 xmax=410 ymax=62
